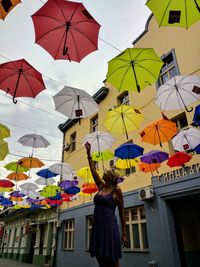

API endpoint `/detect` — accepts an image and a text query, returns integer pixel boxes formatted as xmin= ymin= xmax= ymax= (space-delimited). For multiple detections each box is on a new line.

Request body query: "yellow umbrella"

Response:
xmin=92 ymin=150 xmax=114 ymax=162
xmin=103 ymin=105 xmax=144 ymax=139
xmin=0 ymin=140 xmax=9 ymax=161
xmin=0 ymin=187 xmax=13 ymax=192
xmin=116 ymin=158 xmax=139 ymax=169
xmin=0 ymin=123 xmax=10 ymax=139
xmin=77 ymin=167 xmax=94 ymax=183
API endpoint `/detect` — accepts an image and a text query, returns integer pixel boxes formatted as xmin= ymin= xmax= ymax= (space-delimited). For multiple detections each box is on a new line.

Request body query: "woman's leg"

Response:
xmin=96 ymin=256 xmax=105 ymax=267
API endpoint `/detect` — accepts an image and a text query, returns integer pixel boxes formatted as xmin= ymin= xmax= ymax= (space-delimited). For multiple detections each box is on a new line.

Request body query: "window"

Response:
xmin=69 ymin=132 xmax=76 ymax=153
xmin=124 ymin=206 xmax=149 ymax=251
xmin=117 ymin=91 xmax=129 ymax=106
xmin=90 ymin=115 xmax=98 ymax=132
xmin=63 ymin=219 xmax=74 ymax=250
xmin=158 ymin=49 xmax=179 ymax=86
xmin=86 ymin=215 xmax=93 ymax=250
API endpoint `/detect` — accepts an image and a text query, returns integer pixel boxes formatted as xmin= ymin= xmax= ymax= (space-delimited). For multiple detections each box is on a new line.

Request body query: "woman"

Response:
xmin=85 ymin=142 xmax=128 ymax=267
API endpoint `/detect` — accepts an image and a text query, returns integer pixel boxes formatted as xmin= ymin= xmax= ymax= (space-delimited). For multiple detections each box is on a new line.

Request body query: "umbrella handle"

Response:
xmin=12 ymin=96 xmax=17 ymax=104
xmin=185 ymin=106 xmax=193 ymax=112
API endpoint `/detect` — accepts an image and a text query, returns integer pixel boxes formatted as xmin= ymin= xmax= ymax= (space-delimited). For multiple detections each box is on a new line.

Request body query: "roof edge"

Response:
xmin=132 ymin=14 xmax=153 ymax=45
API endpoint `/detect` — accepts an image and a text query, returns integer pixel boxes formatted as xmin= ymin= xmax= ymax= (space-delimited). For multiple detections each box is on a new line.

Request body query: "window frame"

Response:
xmin=85 ymin=215 xmax=93 ymax=250
xmin=90 ymin=114 xmax=98 ymax=133
xmin=63 ymin=219 xmax=75 ymax=250
xmin=69 ymin=132 xmax=76 ymax=153
xmin=117 ymin=91 xmax=129 ymax=106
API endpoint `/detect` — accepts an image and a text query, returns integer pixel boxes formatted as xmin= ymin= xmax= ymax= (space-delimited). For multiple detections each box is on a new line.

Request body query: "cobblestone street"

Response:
xmin=0 ymin=258 xmax=41 ymax=267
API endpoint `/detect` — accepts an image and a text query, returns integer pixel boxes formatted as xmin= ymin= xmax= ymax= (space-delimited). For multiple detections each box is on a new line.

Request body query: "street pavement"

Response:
xmin=0 ymin=258 xmax=41 ymax=267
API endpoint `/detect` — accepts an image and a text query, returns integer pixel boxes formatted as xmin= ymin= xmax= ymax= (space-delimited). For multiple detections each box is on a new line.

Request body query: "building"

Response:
xmin=56 ymin=15 xmax=200 ymax=267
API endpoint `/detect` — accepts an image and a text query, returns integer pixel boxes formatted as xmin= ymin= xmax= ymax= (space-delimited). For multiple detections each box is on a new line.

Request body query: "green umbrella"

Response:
xmin=4 ymin=162 xmax=29 ymax=172
xmin=146 ymin=0 xmax=200 ymax=29
xmin=0 ymin=140 xmax=9 ymax=161
xmin=92 ymin=150 xmax=114 ymax=162
xmin=0 ymin=123 xmax=10 ymax=139
xmin=106 ymin=48 xmax=163 ymax=93
xmin=40 ymin=185 xmax=61 ymax=198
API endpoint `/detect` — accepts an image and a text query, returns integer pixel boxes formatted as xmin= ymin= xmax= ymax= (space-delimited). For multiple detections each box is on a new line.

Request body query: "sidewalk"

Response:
xmin=0 ymin=258 xmax=41 ymax=267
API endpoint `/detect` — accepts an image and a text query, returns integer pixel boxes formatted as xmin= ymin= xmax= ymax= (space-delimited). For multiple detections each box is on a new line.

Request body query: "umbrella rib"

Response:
xmin=70 ymin=25 xmax=98 ymax=48
xmin=134 ymin=62 xmax=159 ymax=80
xmin=178 ymin=85 xmax=200 ymax=101
xmin=118 ymin=65 xmax=132 ymax=91
xmin=33 ymin=14 xmax=64 ymax=25
xmin=0 ymin=69 xmax=19 ymax=84
xmin=35 ymin=24 xmax=65 ymax=43
xmin=69 ymin=29 xmax=81 ymax=62
xmin=159 ymin=0 xmax=172 ymax=26
xmin=107 ymin=63 xmax=132 ymax=78
xmin=55 ymin=30 xmax=66 ymax=59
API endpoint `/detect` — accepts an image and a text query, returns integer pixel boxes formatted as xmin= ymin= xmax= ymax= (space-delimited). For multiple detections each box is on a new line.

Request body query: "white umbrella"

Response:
xmin=172 ymin=128 xmax=200 ymax=151
xmin=19 ymin=182 xmax=39 ymax=196
xmin=155 ymin=75 xmax=200 ymax=112
xmin=82 ymin=131 xmax=115 ymax=153
xmin=35 ymin=177 xmax=56 ymax=186
xmin=53 ymin=86 xmax=99 ymax=119
xmin=49 ymin=163 xmax=73 ymax=177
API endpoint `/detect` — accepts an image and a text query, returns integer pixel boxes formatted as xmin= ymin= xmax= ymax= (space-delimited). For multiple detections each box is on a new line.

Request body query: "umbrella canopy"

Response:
xmin=0 ymin=123 xmax=10 ymax=139
xmin=36 ymin=168 xmax=58 ymax=178
xmin=4 ymin=162 xmax=29 ymax=172
xmin=0 ymin=140 xmax=9 ymax=161
xmin=18 ymin=157 xmax=44 ymax=169
xmin=0 ymin=0 xmax=21 ymax=20
xmin=49 ymin=163 xmax=73 ymax=177
xmin=82 ymin=183 xmax=98 ymax=194
xmin=194 ymin=144 xmax=200 ymax=154
xmin=35 ymin=177 xmax=56 ymax=186
xmin=77 ymin=167 xmax=94 ymax=183
xmin=92 ymin=150 xmax=114 ymax=162
xmin=0 ymin=187 xmax=13 ymax=193
xmin=0 ymin=179 xmax=15 ymax=188
xmin=0 ymin=59 xmax=46 ymax=103
xmin=18 ymin=134 xmax=50 ymax=148
xmin=31 ymin=0 xmax=101 ymax=62
xmin=172 ymin=128 xmax=200 ymax=151
xmin=139 ymin=162 xmax=161 ymax=173
xmin=192 ymin=104 xmax=200 ymax=126
xmin=167 ymin=152 xmax=192 ymax=167
xmin=53 ymin=86 xmax=99 ymax=120
xmin=0 ymin=198 xmax=13 ymax=207
xmin=146 ymin=0 xmax=200 ymax=29
xmin=116 ymin=158 xmax=139 ymax=169
xmin=6 ymin=172 xmax=29 ymax=181
xmin=40 ymin=185 xmax=61 ymax=198
xmin=141 ymin=150 xmax=169 ymax=164
xmin=10 ymin=191 xmax=25 ymax=198
xmin=106 ymin=47 xmax=163 ymax=93
xmin=83 ymin=131 xmax=115 ymax=153
xmin=103 ymin=105 xmax=144 ymax=140
xmin=59 ymin=180 xmax=78 ymax=190
xmin=140 ymin=119 xmax=178 ymax=147
xmin=155 ymin=75 xmax=200 ymax=113
xmin=64 ymin=186 xmax=80 ymax=195
xmin=19 ymin=182 xmax=39 ymax=193
xmin=114 ymin=143 xmax=144 ymax=159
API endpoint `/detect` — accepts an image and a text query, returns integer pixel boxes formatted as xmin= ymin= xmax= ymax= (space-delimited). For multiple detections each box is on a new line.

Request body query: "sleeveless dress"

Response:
xmin=89 ymin=186 xmax=122 ymax=261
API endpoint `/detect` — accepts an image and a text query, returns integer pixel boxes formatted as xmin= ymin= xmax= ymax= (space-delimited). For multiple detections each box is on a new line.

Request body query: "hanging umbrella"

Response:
xmin=155 ymin=75 xmax=200 ymax=113
xmin=172 ymin=128 xmax=200 ymax=151
xmin=4 ymin=162 xmax=29 ymax=172
xmin=139 ymin=162 xmax=161 ymax=173
xmin=116 ymin=158 xmax=139 ymax=169
xmin=19 ymin=182 xmax=39 ymax=195
xmin=82 ymin=183 xmax=98 ymax=194
xmin=83 ymin=131 xmax=115 ymax=153
xmin=140 ymin=118 xmax=178 ymax=147
xmin=191 ymin=104 xmax=200 ymax=126
xmin=92 ymin=150 xmax=114 ymax=162
xmin=115 ymin=143 xmax=144 ymax=159
xmin=0 ymin=187 xmax=13 ymax=193
xmin=0 ymin=0 xmax=21 ymax=20
xmin=0 ymin=123 xmax=10 ymax=139
xmin=0 ymin=198 xmax=13 ymax=207
xmin=36 ymin=168 xmax=58 ymax=178
xmin=18 ymin=157 xmax=44 ymax=169
xmin=194 ymin=143 xmax=200 ymax=154
xmin=106 ymin=47 xmax=163 ymax=93
xmin=167 ymin=152 xmax=192 ymax=167
xmin=146 ymin=0 xmax=200 ymax=29
xmin=35 ymin=177 xmax=56 ymax=186
xmin=0 ymin=140 xmax=9 ymax=160
xmin=10 ymin=196 xmax=23 ymax=202
xmin=77 ymin=167 xmax=94 ymax=183
xmin=40 ymin=185 xmax=61 ymax=198
xmin=103 ymin=105 xmax=144 ymax=140
xmin=31 ymin=0 xmax=101 ymax=62
xmin=59 ymin=180 xmax=78 ymax=190
xmin=0 ymin=59 xmax=46 ymax=103
xmin=141 ymin=150 xmax=169 ymax=164
xmin=64 ymin=186 xmax=80 ymax=195
xmin=0 ymin=179 xmax=15 ymax=188
xmin=49 ymin=163 xmax=73 ymax=178
xmin=6 ymin=172 xmax=29 ymax=181
xmin=53 ymin=86 xmax=99 ymax=120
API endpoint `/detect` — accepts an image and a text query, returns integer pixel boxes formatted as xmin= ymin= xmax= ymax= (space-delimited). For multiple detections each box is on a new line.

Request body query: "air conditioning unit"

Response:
xmin=55 ymin=220 xmax=62 ymax=228
xmin=139 ymin=186 xmax=154 ymax=201
xmin=63 ymin=143 xmax=70 ymax=151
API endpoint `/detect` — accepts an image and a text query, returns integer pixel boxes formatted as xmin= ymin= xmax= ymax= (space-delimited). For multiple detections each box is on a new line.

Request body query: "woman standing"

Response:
xmin=85 ymin=142 xmax=128 ymax=267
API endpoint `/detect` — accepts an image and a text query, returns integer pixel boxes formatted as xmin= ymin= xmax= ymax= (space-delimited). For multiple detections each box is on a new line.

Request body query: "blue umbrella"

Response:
xmin=48 ymin=193 xmax=62 ymax=200
xmin=141 ymin=150 xmax=169 ymax=164
xmin=64 ymin=186 xmax=80 ymax=195
xmin=36 ymin=168 xmax=58 ymax=178
xmin=194 ymin=144 xmax=200 ymax=154
xmin=0 ymin=198 xmax=13 ymax=207
xmin=192 ymin=104 xmax=200 ymax=126
xmin=114 ymin=143 xmax=144 ymax=159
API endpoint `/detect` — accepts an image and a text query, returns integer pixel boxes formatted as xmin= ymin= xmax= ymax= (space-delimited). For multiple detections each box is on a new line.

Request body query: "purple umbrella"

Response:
xmin=141 ymin=150 xmax=169 ymax=164
xmin=59 ymin=180 xmax=78 ymax=190
xmin=10 ymin=191 xmax=26 ymax=198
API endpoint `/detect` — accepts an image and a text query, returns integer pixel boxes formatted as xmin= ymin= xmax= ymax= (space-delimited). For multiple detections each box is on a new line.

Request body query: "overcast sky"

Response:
xmin=0 ymin=0 xmax=150 ymax=181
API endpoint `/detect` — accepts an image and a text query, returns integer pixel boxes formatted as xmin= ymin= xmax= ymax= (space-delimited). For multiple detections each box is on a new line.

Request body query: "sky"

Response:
xmin=0 ymin=0 xmax=151 ymax=182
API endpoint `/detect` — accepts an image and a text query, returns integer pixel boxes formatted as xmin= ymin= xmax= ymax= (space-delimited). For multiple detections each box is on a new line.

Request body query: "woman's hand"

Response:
xmin=85 ymin=142 xmax=91 ymax=156
xmin=121 ymin=233 xmax=129 ymax=248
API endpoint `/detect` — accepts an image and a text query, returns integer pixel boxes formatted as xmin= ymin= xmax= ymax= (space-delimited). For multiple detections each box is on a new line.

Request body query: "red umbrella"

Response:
xmin=0 ymin=59 xmax=46 ymax=103
xmin=0 ymin=179 xmax=15 ymax=188
xmin=167 ymin=152 xmax=192 ymax=167
xmin=31 ymin=0 xmax=101 ymax=62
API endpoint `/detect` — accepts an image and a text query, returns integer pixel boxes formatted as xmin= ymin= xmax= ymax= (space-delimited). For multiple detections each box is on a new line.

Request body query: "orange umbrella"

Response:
xmin=82 ymin=183 xmax=98 ymax=194
xmin=140 ymin=118 xmax=177 ymax=147
xmin=10 ymin=196 xmax=23 ymax=202
xmin=139 ymin=162 xmax=160 ymax=173
xmin=18 ymin=157 xmax=44 ymax=168
xmin=7 ymin=172 xmax=29 ymax=181
xmin=0 ymin=0 xmax=21 ymax=20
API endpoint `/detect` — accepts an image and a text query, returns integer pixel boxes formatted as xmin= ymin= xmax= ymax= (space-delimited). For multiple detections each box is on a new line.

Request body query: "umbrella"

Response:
xmin=0 ymin=140 xmax=9 ymax=160
xmin=19 ymin=182 xmax=39 ymax=195
xmin=140 ymin=119 xmax=178 ymax=147
xmin=4 ymin=162 xmax=29 ymax=172
xmin=0 ymin=187 xmax=13 ymax=193
xmin=141 ymin=150 xmax=169 ymax=164
xmin=92 ymin=150 xmax=114 ymax=162
xmin=0 ymin=198 xmax=13 ymax=207
xmin=0 ymin=123 xmax=10 ymax=139
xmin=0 ymin=59 xmax=46 ymax=103
xmin=139 ymin=162 xmax=161 ymax=173
xmin=106 ymin=47 xmax=163 ymax=93
xmin=49 ymin=163 xmax=73 ymax=178
xmin=31 ymin=0 xmax=101 ymax=62
xmin=191 ymin=104 xmax=200 ymax=126
xmin=64 ymin=186 xmax=80 ymax=195
xmin=35 ymin=177 xmax=56 ymax=186
xmin=82 ymin=183 xmax=98 ymax=194
xmin=167 ymin=152 xmax=192 ymax=167
xmin=53 ymin=86 xmax=99 ymax=120
xmin=36 ymin=168 xmax=58 ymax=178
xmin=194 ymin=144 xmax=200 ymax=154
xmin=172 ymin=128 xmax=200 ymax=151
xmin=59 ymin=180 xmax=78 ymax=190
xmin=103 ymin=105 xmax=144 ymax=139
xmin=18 ymin=157 xmax=44 ymax=169
xmin=40 ymin=185 xmax=61 ymax=198
xmin=6 ymin=172 xmax=29 ymax=181
xmin=116 ymin=158 xmax=139 ymax=169
xmin=0 ymin=0 xmax=21 ymax=20
xmin=10 ymin=191 xmax=25 ymax=198
xmin=0 ymin=179 xmax=15 ymax=188
xmin=77 ymin=167 xmax=94 ymax=183
xmin=155 ymin=75 xmax=200 ymax=113
xmin=83 ymin=131 xmax=115 ymax=153
xmin=114 ymin=143 xmax=144 ymax=159
xmin=146 ymin=0 xmax=200 ymax=29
